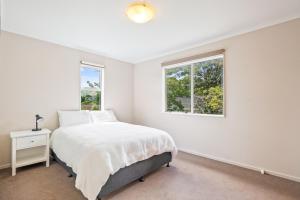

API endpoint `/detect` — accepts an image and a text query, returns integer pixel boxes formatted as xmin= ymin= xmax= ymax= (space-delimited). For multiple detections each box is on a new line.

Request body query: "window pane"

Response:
xmin=80 ymin=66 xmax=102 ymax=110
xmin=193 ymin=56 xmax=224 ymax=115
xmin=165 ymin=65 xmax=191 ymax=112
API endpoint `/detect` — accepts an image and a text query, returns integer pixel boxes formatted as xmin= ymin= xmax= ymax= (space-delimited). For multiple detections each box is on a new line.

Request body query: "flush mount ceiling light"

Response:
xmin=126 ymin=1 xmax=155 ymax=24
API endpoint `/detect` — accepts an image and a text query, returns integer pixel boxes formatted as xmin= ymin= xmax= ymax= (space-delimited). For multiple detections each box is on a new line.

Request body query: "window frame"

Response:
xmin=162 ymin=54 xmax=225 ymax=117
xmin=80 ymin=64 xmax=105 ymax=111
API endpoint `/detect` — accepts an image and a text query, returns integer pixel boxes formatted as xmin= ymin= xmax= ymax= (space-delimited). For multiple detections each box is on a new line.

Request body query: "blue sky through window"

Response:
xmin=80 ymin=66 xmax=101 ymax=89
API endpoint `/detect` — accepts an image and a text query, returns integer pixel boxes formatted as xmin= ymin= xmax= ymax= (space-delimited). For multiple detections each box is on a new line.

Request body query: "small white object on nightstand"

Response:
xmin=10 ymin=128 xmax=51 ymax=176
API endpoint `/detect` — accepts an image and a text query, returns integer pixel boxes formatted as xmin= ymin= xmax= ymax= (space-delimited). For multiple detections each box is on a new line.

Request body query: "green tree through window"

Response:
xmin=193 ymin=58 xmax=223 ymax=114
xmin=165 ymin=66 xmax=191 ymax=112
xmin=164 ymin=55 xmax=224 ymax=115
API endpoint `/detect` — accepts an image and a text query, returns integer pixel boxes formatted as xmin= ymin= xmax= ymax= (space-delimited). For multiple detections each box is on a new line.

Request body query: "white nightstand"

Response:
xmin=10 ymin=128 xmax=51 ymax=176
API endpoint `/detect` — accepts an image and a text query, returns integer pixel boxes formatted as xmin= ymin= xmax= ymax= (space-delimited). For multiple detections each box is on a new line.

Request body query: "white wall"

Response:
xmin=0 ymin=31 xmax=134 ymax=167
xmin=133 ymin=19 xmax=300 ymax=180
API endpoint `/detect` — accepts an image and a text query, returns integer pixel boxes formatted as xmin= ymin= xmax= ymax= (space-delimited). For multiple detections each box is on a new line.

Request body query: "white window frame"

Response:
xmin=162 ymin=54 xmax=225 ymax=117
xmin=80 ymin=63 xmax=105 ymax=111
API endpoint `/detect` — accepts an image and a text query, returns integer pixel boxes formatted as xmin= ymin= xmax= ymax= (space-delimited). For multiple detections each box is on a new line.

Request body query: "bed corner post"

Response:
xmin=139 ymin=176 xmax=145 ymax=182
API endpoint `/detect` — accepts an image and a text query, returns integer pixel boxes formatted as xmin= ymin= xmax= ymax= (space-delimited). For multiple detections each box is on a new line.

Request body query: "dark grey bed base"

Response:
xmin=52 ymin=151 xmax=172 ymax=199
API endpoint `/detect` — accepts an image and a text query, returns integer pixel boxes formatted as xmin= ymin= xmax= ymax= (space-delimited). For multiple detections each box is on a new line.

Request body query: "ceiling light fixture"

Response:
xmin=126 ymin=1 xmax=155 ymax=24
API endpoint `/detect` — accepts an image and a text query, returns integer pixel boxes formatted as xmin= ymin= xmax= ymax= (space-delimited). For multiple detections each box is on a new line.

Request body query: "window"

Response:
xmin=80 ymin=64 xmax=104 ymax=110
xmin=165 ymin=65 xmax=191 ymax=112
xmin=163 ymin=53 xmax=224 ymax=116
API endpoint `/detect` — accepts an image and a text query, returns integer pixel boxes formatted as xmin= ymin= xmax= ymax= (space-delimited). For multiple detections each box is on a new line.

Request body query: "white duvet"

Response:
xmin=50 ymin=122 xmax=177 ymax=200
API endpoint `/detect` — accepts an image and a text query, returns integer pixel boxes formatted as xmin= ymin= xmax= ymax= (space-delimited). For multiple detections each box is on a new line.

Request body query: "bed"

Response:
xmin=50 ymin=110 xmax=177 ymax=200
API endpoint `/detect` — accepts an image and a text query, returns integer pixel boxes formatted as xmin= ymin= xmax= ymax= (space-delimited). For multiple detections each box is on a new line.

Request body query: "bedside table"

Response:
xmin=10 ymin=128 xmax=51 ymax=176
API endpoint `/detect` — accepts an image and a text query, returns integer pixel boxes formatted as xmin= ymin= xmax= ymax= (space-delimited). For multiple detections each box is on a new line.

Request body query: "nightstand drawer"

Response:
xmin=16 ymin=135 xmax=47 ymax=150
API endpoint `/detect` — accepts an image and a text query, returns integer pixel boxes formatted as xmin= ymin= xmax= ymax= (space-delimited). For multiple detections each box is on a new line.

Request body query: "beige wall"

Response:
xmin=134 ymin=19 xmax=300 ymax=180
xmin=0 ymin=32 xmax=134 ymax=167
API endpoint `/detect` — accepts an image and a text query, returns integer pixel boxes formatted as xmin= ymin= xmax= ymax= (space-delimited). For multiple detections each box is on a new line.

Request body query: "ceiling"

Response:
xmin=2 ymin=0 xmax=300 ymax=63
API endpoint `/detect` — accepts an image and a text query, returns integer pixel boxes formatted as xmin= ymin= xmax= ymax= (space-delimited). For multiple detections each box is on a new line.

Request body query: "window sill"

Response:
xmin=162 ymin=111 xmax=225 ymax=118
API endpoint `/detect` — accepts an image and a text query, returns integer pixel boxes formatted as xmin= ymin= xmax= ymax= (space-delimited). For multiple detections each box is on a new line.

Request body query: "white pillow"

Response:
xmin=90 ymin=110 xmax=118 ymax=123
xmin=58 ymin=110 xmax=92 ymax=127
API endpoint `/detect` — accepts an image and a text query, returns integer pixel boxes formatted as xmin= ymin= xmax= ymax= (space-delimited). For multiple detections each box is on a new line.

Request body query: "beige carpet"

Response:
xmin=0 ymin=152 xmax=299 ymax=200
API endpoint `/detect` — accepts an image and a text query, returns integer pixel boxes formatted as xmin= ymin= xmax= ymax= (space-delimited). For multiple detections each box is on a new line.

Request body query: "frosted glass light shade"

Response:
xmin=126 ymin=2 xmax=155 ymax=24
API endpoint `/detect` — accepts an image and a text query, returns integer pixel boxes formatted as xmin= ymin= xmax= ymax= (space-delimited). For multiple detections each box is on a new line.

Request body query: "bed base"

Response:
xmin=52 ymin=151 xmax=172 ymax=199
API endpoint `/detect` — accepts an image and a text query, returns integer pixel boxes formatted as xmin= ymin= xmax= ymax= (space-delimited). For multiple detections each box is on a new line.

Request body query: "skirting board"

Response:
xmin=1 ymin=150 xmax=299 ymax=183
xmin=0 ymin=163 xmax=11 ymax=170
xmin=179 ymin=148 xmax=300 ymax=183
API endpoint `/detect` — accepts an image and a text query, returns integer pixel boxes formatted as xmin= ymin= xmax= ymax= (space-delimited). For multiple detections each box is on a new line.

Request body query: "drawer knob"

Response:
xmin=31 ymin=140 xmax=34 ymax=143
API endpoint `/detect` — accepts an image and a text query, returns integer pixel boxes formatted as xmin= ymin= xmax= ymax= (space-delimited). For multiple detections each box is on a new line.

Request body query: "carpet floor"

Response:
xmin=0 ymin=152 xmax=299 ymax=200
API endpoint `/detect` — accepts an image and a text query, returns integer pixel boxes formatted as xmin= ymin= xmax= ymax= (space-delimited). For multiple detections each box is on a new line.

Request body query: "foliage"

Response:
xmin=166 ymin=58 xmax=223 ymax=114
xmin=81 ymin=91 xmax=101 ymax=110
xmin=166 ymin=66 xmax=191 ymax=112
xmin=193 ymin=58 xmax=223 ymax=114
xmin=194 ymin=86 xmax=223 ymax=114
